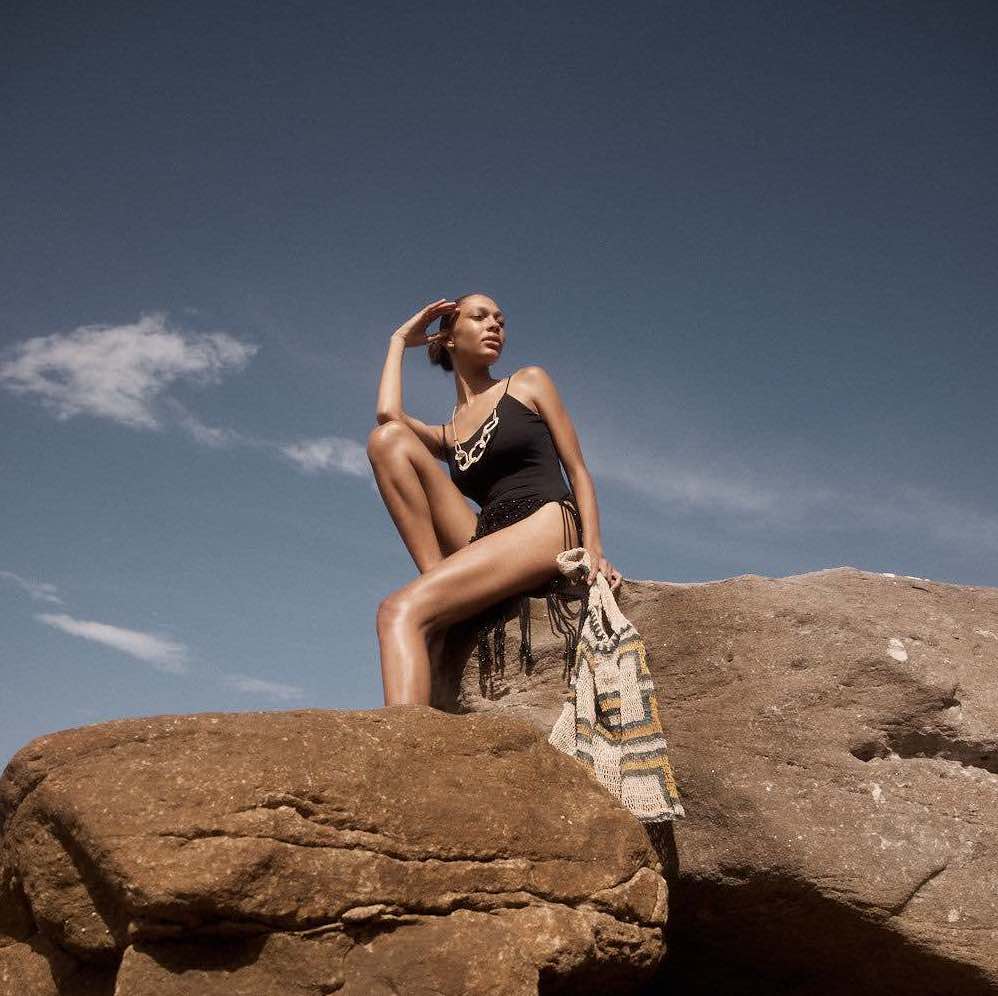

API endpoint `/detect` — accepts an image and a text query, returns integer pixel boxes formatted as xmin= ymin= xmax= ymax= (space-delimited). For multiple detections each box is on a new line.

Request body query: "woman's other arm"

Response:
xmin=519 ymin=365 xmax=622 ymax=588
xmin=517 ymin=365 xmax=603 ymax=554
xmin=375 ymin=300 xmax=457 ymax=461
xmin=374 ymin=333 xmax=407 ymax=422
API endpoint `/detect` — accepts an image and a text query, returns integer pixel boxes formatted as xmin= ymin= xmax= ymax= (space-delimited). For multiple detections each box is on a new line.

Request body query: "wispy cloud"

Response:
xmin=278 ymin=435 xmax=372 ymax=477
xmin=586 ymin=433 xmax=998 ymax=553
xmin=1 ymin=312 xmax=378 ymax=482
xmin=859 ymin=483 xmax=998 ymax=553
xmin=589 ymin=449 xmax=796 ymax=516
xmin=0 ymin=313 xmax=258 ymax=430
xmin=0 ymin=570 xmax=64 ymax=604
xmin=160 ymin=396 xmax=250 ymax=448
xmin=35 ymin=612 xmax=191 ymax=673
xmin=220 ymin=672 xmax=306 ymax=701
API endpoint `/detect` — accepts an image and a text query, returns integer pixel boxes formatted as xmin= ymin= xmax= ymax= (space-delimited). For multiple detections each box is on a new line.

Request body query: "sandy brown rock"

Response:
xmin=447 ymin=565 xmax=998 ymax=995
xmin=0 ymin=706 xmax=666 ymax=993
xmin=114 ymin=903 xmax=657 ymax=995
xmin=0 ymin=932 xmax=114 ymax=996
xmin=0 ymin=852 xmax=33 ymax=946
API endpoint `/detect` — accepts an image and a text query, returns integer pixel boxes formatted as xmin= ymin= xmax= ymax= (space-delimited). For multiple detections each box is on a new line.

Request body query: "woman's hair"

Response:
xmin=427 ymin=293 xmax=473 ymax=373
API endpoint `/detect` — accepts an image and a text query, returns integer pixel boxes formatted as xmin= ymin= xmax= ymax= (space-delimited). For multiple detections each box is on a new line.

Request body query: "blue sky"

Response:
xmin=2 ymin=0 xmax=996 ymax=768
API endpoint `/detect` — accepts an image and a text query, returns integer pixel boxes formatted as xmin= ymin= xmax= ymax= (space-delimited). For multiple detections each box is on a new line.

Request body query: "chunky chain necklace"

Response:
xmin=451 ymin=401 xmax=499 ymax=471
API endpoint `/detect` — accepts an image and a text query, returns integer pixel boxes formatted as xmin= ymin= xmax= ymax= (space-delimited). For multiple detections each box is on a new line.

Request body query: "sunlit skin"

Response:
xmin=368 ymin=294 xmax=621 ymax=706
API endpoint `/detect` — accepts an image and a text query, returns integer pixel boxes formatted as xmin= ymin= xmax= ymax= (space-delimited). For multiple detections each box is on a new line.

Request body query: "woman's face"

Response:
xmin=450 ymin=295 xmax=505 ymax=362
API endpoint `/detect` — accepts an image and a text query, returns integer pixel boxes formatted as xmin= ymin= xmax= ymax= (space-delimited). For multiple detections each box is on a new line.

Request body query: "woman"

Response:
xmin=367 ymin=294 xmax=622 ymax=706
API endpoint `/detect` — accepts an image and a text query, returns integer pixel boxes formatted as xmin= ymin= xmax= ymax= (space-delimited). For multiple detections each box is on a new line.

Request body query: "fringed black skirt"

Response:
xmin=465 ymin=491 xmax=589 ymax=700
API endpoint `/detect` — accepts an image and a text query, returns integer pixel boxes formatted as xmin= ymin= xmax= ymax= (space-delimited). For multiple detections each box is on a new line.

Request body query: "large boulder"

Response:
xmin=0 ymin=707 xmax=667 ymax=994
xmin=443 ymin=565 xmax=998 ymax=995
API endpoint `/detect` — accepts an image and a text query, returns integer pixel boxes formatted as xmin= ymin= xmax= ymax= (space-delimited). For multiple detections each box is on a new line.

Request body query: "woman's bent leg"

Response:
xmin=368 ymin=420 xmax=479 ymax=700
xmin=366 ymin=421 xmax=477 ymax=571
xmin=367 ymin=423 xmax=442 ymax=572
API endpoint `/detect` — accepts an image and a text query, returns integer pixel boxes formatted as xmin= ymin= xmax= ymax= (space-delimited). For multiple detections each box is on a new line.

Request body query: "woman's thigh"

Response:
xmin=417 ymin=458 xmax=479 ymax=557
xmin=370 ymin=421 xmax=478 ymax=556
xmin=386 ymin=501 xmax=579 ymax=631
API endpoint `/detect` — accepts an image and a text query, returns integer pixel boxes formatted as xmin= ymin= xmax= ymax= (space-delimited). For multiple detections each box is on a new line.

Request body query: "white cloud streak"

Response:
xmin=35 ymin=612 xmax=191 ymax=673
xmin=589 ymin=449 xmax=794 ymax=516
xmin=160 ymin=396 xmax=249 ymax=448
xmin=586 ymin=433 xmax=998 ymax=553
xmin=0 ymin=570 xmax=64 ymax=604
xmin=278 ymin=436 xmax=371 ymax=477
xmin=220 ymin=672 xmax=306 ymax=701
xmin=0 ymin=312 xmax=377 ymax=482
xmin=0 ymin=313 xmax=258 ymax=430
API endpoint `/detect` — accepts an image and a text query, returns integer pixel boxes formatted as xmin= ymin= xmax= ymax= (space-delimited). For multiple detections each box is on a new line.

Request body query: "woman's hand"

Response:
xmin=585 ymin=548 xmax=622 ymax=591
xmin=392 ymin=299 xmax=460 ymax=349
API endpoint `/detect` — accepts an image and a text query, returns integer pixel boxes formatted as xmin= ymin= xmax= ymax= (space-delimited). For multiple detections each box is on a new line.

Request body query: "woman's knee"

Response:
xmin=366 ymin=420 xmax=414 ymax=463
xmin=376 ymin=588 xmax=433 ymax=632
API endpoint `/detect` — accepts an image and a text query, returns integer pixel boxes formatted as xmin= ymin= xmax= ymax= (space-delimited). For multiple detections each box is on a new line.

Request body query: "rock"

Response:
xmin=0 ymin=706 xmax=666 ymax=994
xmin=448 ymin=565 xmax=998 ymax=996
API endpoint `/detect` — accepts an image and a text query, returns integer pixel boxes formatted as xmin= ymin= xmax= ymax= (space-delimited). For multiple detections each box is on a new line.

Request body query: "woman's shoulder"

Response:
xmin=508 ymin=365 xmax=544 ymax=414
xmin=513 ymin=364 xmax=558 ymax=390
xmin=514 ymin=364 xmax=549 ymax=381
xmin=511 ymin=365 xmax=559 ymax=407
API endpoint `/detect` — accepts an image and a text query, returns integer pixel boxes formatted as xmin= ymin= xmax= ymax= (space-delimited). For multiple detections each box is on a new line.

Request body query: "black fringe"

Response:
xmin=467 ymin=492 xmax=589 ymax=700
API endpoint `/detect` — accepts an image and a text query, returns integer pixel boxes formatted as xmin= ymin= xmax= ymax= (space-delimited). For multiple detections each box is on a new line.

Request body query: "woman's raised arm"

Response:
xmin=374 ymin=299 xmax=459 ymax=460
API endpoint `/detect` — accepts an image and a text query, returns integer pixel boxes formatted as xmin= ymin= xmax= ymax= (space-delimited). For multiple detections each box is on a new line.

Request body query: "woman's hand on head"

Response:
xmin=585 ymin=549 xmax=623 ymax=591
xmin=392 ymin=299 xmax=460 ymax=348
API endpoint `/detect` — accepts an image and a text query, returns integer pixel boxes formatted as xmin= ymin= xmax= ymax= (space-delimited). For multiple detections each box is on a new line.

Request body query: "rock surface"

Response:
xmin=0 ymin=707 xmax=666 ymax=994
xmin=441 ymin=565 xmax=998 ymax=996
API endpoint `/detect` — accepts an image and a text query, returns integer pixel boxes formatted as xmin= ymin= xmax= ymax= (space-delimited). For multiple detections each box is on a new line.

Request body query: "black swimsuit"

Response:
xmin=441 ymin=371 xmax=587 ymax=699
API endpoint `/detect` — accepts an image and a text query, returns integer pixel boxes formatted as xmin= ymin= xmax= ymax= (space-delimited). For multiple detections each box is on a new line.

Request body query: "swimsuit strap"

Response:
xmin=559 ymin=494 xmax=581 ymax=550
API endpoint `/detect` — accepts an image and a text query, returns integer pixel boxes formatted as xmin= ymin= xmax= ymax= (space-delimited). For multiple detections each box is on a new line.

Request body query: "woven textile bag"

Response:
xmin=548 ymin=548 xmax=686 ymax=823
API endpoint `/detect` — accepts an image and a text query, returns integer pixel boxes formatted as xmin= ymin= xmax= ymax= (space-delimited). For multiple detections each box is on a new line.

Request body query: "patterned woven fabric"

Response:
xmin=548 ymin=548 xmax=686 ymax=823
